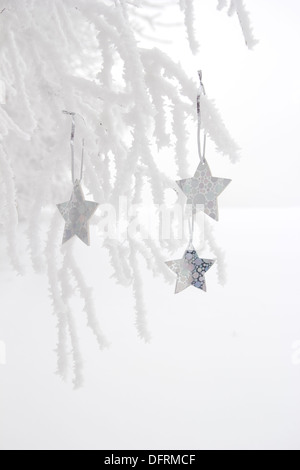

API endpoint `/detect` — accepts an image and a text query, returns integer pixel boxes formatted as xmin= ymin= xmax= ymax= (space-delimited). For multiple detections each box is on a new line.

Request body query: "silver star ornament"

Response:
xmin=177 ymin=159 xmax=231 ymax=221
xmin=166 ymin=246 xmax=215 ymax=294
xmin=57 ymin=180 xmax=99 ymax=245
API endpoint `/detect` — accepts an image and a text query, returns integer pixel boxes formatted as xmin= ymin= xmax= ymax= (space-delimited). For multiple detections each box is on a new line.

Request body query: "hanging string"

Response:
xmin=187 ymin=207 xmax=195 ymax=249
xmin=80 ymin=139 xmax=85 ymax=183
xmin=63 ymin=110 xmax=85 ymax=184
xmin=197 ymin=70 xmax=207 ymax=165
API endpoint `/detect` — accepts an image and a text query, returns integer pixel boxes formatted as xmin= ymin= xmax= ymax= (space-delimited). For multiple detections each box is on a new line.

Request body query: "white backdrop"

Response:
xmin=1 ymin=0 xmax=300 ymax=451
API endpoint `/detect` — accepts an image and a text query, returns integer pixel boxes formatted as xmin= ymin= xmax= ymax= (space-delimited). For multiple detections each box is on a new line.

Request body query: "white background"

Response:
xmin=1 ymin=0 xmax=300 ymax=450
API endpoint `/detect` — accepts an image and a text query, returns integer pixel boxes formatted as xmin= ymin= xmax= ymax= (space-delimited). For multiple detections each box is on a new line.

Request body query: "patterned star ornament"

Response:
xmin=57 ymin=180 xmax=99 ymax=245
xmin=176 ymin=160 xmax=231 ymax=221
xmin=166 ymin=246 xmax=215 ymax=294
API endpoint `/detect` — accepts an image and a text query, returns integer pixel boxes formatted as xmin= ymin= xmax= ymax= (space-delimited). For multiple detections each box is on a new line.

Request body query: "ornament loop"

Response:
xmin=187 ymin=208 xmax=195 ymax=247
xmin=63 ymin=110 xmax=85 ymax=184
xmin=197 ymin=70 xmax=207 ymax=165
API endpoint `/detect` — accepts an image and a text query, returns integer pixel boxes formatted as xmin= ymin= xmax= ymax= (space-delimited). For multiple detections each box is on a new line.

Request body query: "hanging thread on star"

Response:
xmin=57 ymin=111 xmax=99 ymax=246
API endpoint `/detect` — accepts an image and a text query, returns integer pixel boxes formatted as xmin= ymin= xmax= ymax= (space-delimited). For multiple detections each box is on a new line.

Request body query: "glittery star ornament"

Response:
xmin=166 ymin=246 xmax=215 ymax=294
xmin=57 ymin=180 xmax=99 ymax=245
xmin=176 ymin=160 xmax=231 ymax=221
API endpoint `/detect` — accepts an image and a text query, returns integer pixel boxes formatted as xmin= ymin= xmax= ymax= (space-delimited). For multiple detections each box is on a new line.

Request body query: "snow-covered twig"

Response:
xmin=63 ymin=245 xmax=110 ymax=352
xmin=217 ymin=0 xmax=258 ymax=50
xmin=234 ymin=0 xmax=259 ymax=50
xmin=45 ymin=212 xmax=69 ymax=381
xmin=60 ymin=251 xmax=85 ymax=389
xmin=179 ymin=0 xmax=199 ymax=55
xmin=0 ymin=145 xmax=23 ymax=274
xmin=129 ymin=243 xmax=152 ymax=343
xmin=201 ymin=95 xmax=240 ymax=163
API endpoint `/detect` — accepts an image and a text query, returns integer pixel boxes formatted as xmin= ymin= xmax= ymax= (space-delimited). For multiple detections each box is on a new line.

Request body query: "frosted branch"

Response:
xmin=0 ymin=145 xmax=23 ymax=274
xmin=234 ymin=0 xmax=259 ymax=50
xmin=201 ymin=95 xmax=240 ymax=163
xmin=45 ymin=212 xmax=70 ymax=381
xmin=179 ymin=0 xmax=199 ymax=55
xmin=129 ymin=243 xmax=151 ymax=343
xmin=217 ymin=0 xmax=258 ymax=49
xmin=60 ymin=251 xmax=85 ymax=389
xmin=63 ymin=245 xmax=110 ymax=351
